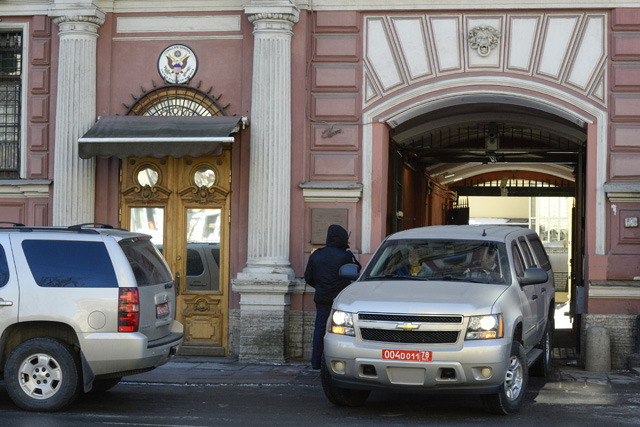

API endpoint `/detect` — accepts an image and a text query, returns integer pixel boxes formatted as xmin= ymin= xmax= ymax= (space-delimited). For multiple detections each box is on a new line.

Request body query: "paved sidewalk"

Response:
xmin=122 ymin=353 xmax=640 ymax=390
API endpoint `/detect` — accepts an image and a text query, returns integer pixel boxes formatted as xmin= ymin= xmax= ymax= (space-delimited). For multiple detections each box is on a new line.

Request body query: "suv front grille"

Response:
xmin=360 ymin=328 xmax=459 ymax=344
xmin=359 ymin=313 xmax=462 ymax=323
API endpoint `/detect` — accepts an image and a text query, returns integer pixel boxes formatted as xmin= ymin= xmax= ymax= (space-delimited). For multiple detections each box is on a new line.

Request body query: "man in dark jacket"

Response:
xmin=304 ymin=224 xmax=360 ymax=369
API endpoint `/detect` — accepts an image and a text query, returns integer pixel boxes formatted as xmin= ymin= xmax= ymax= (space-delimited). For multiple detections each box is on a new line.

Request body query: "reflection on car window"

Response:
xmin=0 ymin=245 xmax=9 ymax=287
xmin=22 ymin=240 xmax=118 ymax=288
xmin=119 ymin=238 xmax=172 ymax=286
xmin=364 ymin=239 xmax=511 ymax=285
xmin=187 ymin=248 xmax=204 ymax=276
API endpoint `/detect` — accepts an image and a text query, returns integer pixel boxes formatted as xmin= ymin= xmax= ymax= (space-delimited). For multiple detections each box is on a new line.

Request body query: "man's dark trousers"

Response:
xmin=312 ymin=303 xmax=332 ymax=368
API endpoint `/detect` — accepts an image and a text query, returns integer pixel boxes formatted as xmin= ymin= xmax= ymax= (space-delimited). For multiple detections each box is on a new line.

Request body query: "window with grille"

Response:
xmin=0 ymin=31 xmax=22 ymax=178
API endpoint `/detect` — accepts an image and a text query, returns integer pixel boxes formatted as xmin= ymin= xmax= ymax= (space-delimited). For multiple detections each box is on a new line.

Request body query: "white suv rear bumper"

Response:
xmin=80 ymin=320 xmax=183 ymax=376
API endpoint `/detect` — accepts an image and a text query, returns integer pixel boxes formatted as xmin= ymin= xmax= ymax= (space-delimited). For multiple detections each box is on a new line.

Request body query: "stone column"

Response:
xmin=51 ymin=11 xmax=104 ymax=226
xmin=232 ymin=2 xmax=299 ymax=362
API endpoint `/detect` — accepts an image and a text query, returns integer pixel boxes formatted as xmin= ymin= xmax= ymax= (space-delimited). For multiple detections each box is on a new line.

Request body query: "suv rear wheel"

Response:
xmin=4 ymin=338 xmax=80 ymax=412
xmin=480 ymin=341 xmax=528 ymax=415
xmin=320 ymin=357 xmax=370 ymax=406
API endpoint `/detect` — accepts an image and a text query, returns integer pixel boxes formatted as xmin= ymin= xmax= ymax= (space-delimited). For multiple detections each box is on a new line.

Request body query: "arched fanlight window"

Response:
xmin=126 ymin=84 xmax=227 ymax=117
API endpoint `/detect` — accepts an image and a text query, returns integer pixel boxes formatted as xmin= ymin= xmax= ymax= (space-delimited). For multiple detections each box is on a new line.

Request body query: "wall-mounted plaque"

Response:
xmin=311 ymin=208 xmax=348 ymax=245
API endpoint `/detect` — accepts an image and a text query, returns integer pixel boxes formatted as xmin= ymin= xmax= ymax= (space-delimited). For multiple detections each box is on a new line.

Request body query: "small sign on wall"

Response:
xmin=311 ymin=208 xmax=348 ymax=245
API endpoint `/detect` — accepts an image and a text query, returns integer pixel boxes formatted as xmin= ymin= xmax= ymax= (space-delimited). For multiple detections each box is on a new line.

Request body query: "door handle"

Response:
xmin=175 ymin=272 xmax=180 ymax=296
xmin=541 ymin=287 xmax=546 ymax=293
xmin=532 ymin=294 xmax=538 ymax=300
xmin=0 ymin=300 xmax=13 ymax=307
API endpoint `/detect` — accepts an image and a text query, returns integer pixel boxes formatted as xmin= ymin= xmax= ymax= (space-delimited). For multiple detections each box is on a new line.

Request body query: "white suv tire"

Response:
xmin=5 ymin=338 xmax=80 ymax=412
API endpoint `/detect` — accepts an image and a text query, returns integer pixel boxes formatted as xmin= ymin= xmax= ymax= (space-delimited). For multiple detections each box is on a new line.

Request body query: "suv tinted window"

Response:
xmin=22 ymin=240 xmax=118 ymax=288
xmin=517 ymin=236 xmax=536 ymax=267
xmin=0 ymin=245 xmax=8 ymax=287
xmin=119 ymin=238 xmax=172 ymax=286
xmin=364 ymin=239 xmax=511 ymax=285
xmin=527 ymin=236 xmax=551 ymax=270
xmin=511 ymin=243 xmax=525 ymax=278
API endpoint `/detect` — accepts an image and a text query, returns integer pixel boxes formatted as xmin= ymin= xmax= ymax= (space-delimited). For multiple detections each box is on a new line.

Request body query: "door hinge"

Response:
xmin=118 ymin=207 xmax=122 ymax=224
xmin=228 ymin=210 xmax=231 ymax=224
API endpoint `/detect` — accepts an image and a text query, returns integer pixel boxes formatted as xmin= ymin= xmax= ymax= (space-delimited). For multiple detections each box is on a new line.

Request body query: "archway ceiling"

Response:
xmin=390 ymin=103 xmax=586 ymax=185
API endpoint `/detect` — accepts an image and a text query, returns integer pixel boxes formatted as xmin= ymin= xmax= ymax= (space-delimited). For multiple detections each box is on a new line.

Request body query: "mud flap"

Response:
xmin=81 ymin=351 xmax=95 ymax=393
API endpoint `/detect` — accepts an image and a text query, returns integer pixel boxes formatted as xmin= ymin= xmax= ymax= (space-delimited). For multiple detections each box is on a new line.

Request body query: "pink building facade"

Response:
xmin=1 ymin=1 xmax=639 ymax=368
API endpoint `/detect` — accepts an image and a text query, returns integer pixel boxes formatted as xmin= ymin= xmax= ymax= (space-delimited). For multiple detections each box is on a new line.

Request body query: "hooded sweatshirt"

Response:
xmin=304 ymin=224 xmax=360 ymax=305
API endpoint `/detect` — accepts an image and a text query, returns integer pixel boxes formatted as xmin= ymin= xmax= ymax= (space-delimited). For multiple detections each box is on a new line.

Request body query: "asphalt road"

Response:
xmin=1 ymin=374 xmax=640 ymax=426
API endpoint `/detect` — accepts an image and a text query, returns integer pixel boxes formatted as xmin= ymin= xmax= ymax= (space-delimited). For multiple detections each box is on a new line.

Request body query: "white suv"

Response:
xmin=0 ymin=223 xmax=183 ymax=411
xmin=322 ymin=225 xmax=555 ymax=414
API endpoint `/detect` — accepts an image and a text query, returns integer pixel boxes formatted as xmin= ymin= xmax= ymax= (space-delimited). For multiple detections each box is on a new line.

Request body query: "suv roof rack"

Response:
xmin=0 ymin=223 xmax=126 ymax=234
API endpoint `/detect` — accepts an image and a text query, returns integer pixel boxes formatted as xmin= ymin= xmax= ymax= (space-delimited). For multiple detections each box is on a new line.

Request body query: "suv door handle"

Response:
xmin=541 ymin=287 xmax=546 ymax=293
xmin=532 ymin=294 xmax=538 ymax=300
xmin=0 ymin=300 xmax=13 ymax=306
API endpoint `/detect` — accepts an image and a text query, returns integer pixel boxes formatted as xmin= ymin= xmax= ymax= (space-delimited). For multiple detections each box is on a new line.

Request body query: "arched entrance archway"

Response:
xmin=361 ymin=77 xmax=606 ymax=348
xmin=361 ymin=76 xmax=606 ymax=255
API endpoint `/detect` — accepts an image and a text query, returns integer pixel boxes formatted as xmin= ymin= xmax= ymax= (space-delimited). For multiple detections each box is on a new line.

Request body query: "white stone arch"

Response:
xmin=361 ymin=75 xmax=607 ymax=254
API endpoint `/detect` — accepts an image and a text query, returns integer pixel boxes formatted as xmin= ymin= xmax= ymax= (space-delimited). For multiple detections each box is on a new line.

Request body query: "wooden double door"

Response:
xmin=120 ymin=150 xmax=230 ymax=356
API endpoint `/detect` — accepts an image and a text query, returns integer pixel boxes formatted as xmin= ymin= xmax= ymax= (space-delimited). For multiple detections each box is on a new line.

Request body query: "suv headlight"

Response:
xmin=465 ymin=314 xmax=503 ymax=340
xmin=329 ymin=310 xmax=355 ymax=336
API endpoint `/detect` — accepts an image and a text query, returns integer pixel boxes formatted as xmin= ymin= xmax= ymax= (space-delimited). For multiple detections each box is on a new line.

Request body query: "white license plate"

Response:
xmin=382 ymin=349 xmax=432 ymax=362
xmin=156 ymin=302 xmax=170 ymax=318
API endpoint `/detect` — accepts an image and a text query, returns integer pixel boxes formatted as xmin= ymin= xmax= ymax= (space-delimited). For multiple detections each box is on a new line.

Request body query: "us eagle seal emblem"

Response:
xmin=158 ymin=44 xmax=198 ymax=84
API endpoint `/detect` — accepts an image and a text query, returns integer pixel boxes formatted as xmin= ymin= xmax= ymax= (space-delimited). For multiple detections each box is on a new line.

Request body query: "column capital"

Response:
xmin=245 ymin=1 xmax=299 ymax=31
xmin=50 ymin=0 xmax=105 ymax=33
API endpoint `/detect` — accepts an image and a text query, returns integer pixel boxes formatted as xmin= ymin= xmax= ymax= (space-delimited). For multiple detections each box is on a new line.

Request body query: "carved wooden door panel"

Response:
xmin=120 ymin=150 xmax=230 ymax=356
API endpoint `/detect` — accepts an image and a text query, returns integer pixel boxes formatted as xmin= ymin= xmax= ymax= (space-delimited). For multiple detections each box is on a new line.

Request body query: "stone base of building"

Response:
xmin=232 ymin=274 xmax=295 ymax=362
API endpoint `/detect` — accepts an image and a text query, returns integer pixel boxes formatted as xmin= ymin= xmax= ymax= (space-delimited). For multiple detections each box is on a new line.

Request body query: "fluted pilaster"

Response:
xmin=51 ymin=14 xmax=104 ymax=226
xmin=241 ymin=6 xmax=299 ymax=278
xmin=232 ymin=2 xmax=299 ymax=362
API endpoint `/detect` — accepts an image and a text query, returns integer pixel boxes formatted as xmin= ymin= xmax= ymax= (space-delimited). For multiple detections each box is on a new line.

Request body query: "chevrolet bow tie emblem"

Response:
xmin=397 ymin=322 xmax=420 ymax=331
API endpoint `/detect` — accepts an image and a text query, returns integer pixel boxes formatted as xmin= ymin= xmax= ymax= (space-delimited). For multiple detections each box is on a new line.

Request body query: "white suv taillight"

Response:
xmin=118 ymin=288 xmax=140 ymax=332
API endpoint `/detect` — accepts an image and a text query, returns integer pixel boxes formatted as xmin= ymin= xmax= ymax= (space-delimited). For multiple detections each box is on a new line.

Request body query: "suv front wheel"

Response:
xmin=4 ymin=338 xmax=80 ymax=412
xmin=321 ymin=357 xmax=370 ymax=406
xmin=480 ymin=341 xmax=528 ymax=415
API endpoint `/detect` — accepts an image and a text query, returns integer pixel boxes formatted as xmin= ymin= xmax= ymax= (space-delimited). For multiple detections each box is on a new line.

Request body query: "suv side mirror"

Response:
xmin=339 ymin=263 xmax=360 ymax=281
xmin=518 ymin=267 xmax=548 ymax=286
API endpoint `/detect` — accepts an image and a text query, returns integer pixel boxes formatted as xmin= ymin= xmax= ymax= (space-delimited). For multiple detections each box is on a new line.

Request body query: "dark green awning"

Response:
xmin=78 ymin=115 xmax=245 ymax=159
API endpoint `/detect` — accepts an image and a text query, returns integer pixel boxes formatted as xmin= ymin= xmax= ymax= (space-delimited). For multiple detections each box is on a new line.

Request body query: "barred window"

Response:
xmin=0 ymin=31 xmax=22 ymax=178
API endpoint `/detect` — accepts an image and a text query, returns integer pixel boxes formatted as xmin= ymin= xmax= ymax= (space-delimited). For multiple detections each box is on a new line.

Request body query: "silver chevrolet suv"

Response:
xmin=323 ymin=225 xmax=554 ymax=414
xmin=0 ymin=223 xmax=183 ymax=411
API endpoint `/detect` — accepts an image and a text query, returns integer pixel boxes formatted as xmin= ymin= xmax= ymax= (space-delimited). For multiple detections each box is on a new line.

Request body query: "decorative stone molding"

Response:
xmin=299 ymin=181 xmax=363 ymax=202
xmin=0 ymin=180 xmax=51 ymax=198
xmin=589 ymin=281 xmax=640 ymax=299
xmin=468 ymin=25 xmax=501 ymax=57
xmin=52 ymin=15 xmax=105 ymax=28
xmin=604 ymin=182 xmax=640 ymax=202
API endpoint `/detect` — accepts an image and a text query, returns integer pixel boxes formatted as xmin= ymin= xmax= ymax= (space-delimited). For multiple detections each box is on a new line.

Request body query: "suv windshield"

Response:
xmin=363 ymin=239 xmax=511 ymax=285
xmin=119 ymin=238 xmax=173 ymax=286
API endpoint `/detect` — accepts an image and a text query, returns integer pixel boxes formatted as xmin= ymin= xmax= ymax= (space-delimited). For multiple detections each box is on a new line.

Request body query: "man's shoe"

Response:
xmin=311 ymin=364 xmax=321 ymax=370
